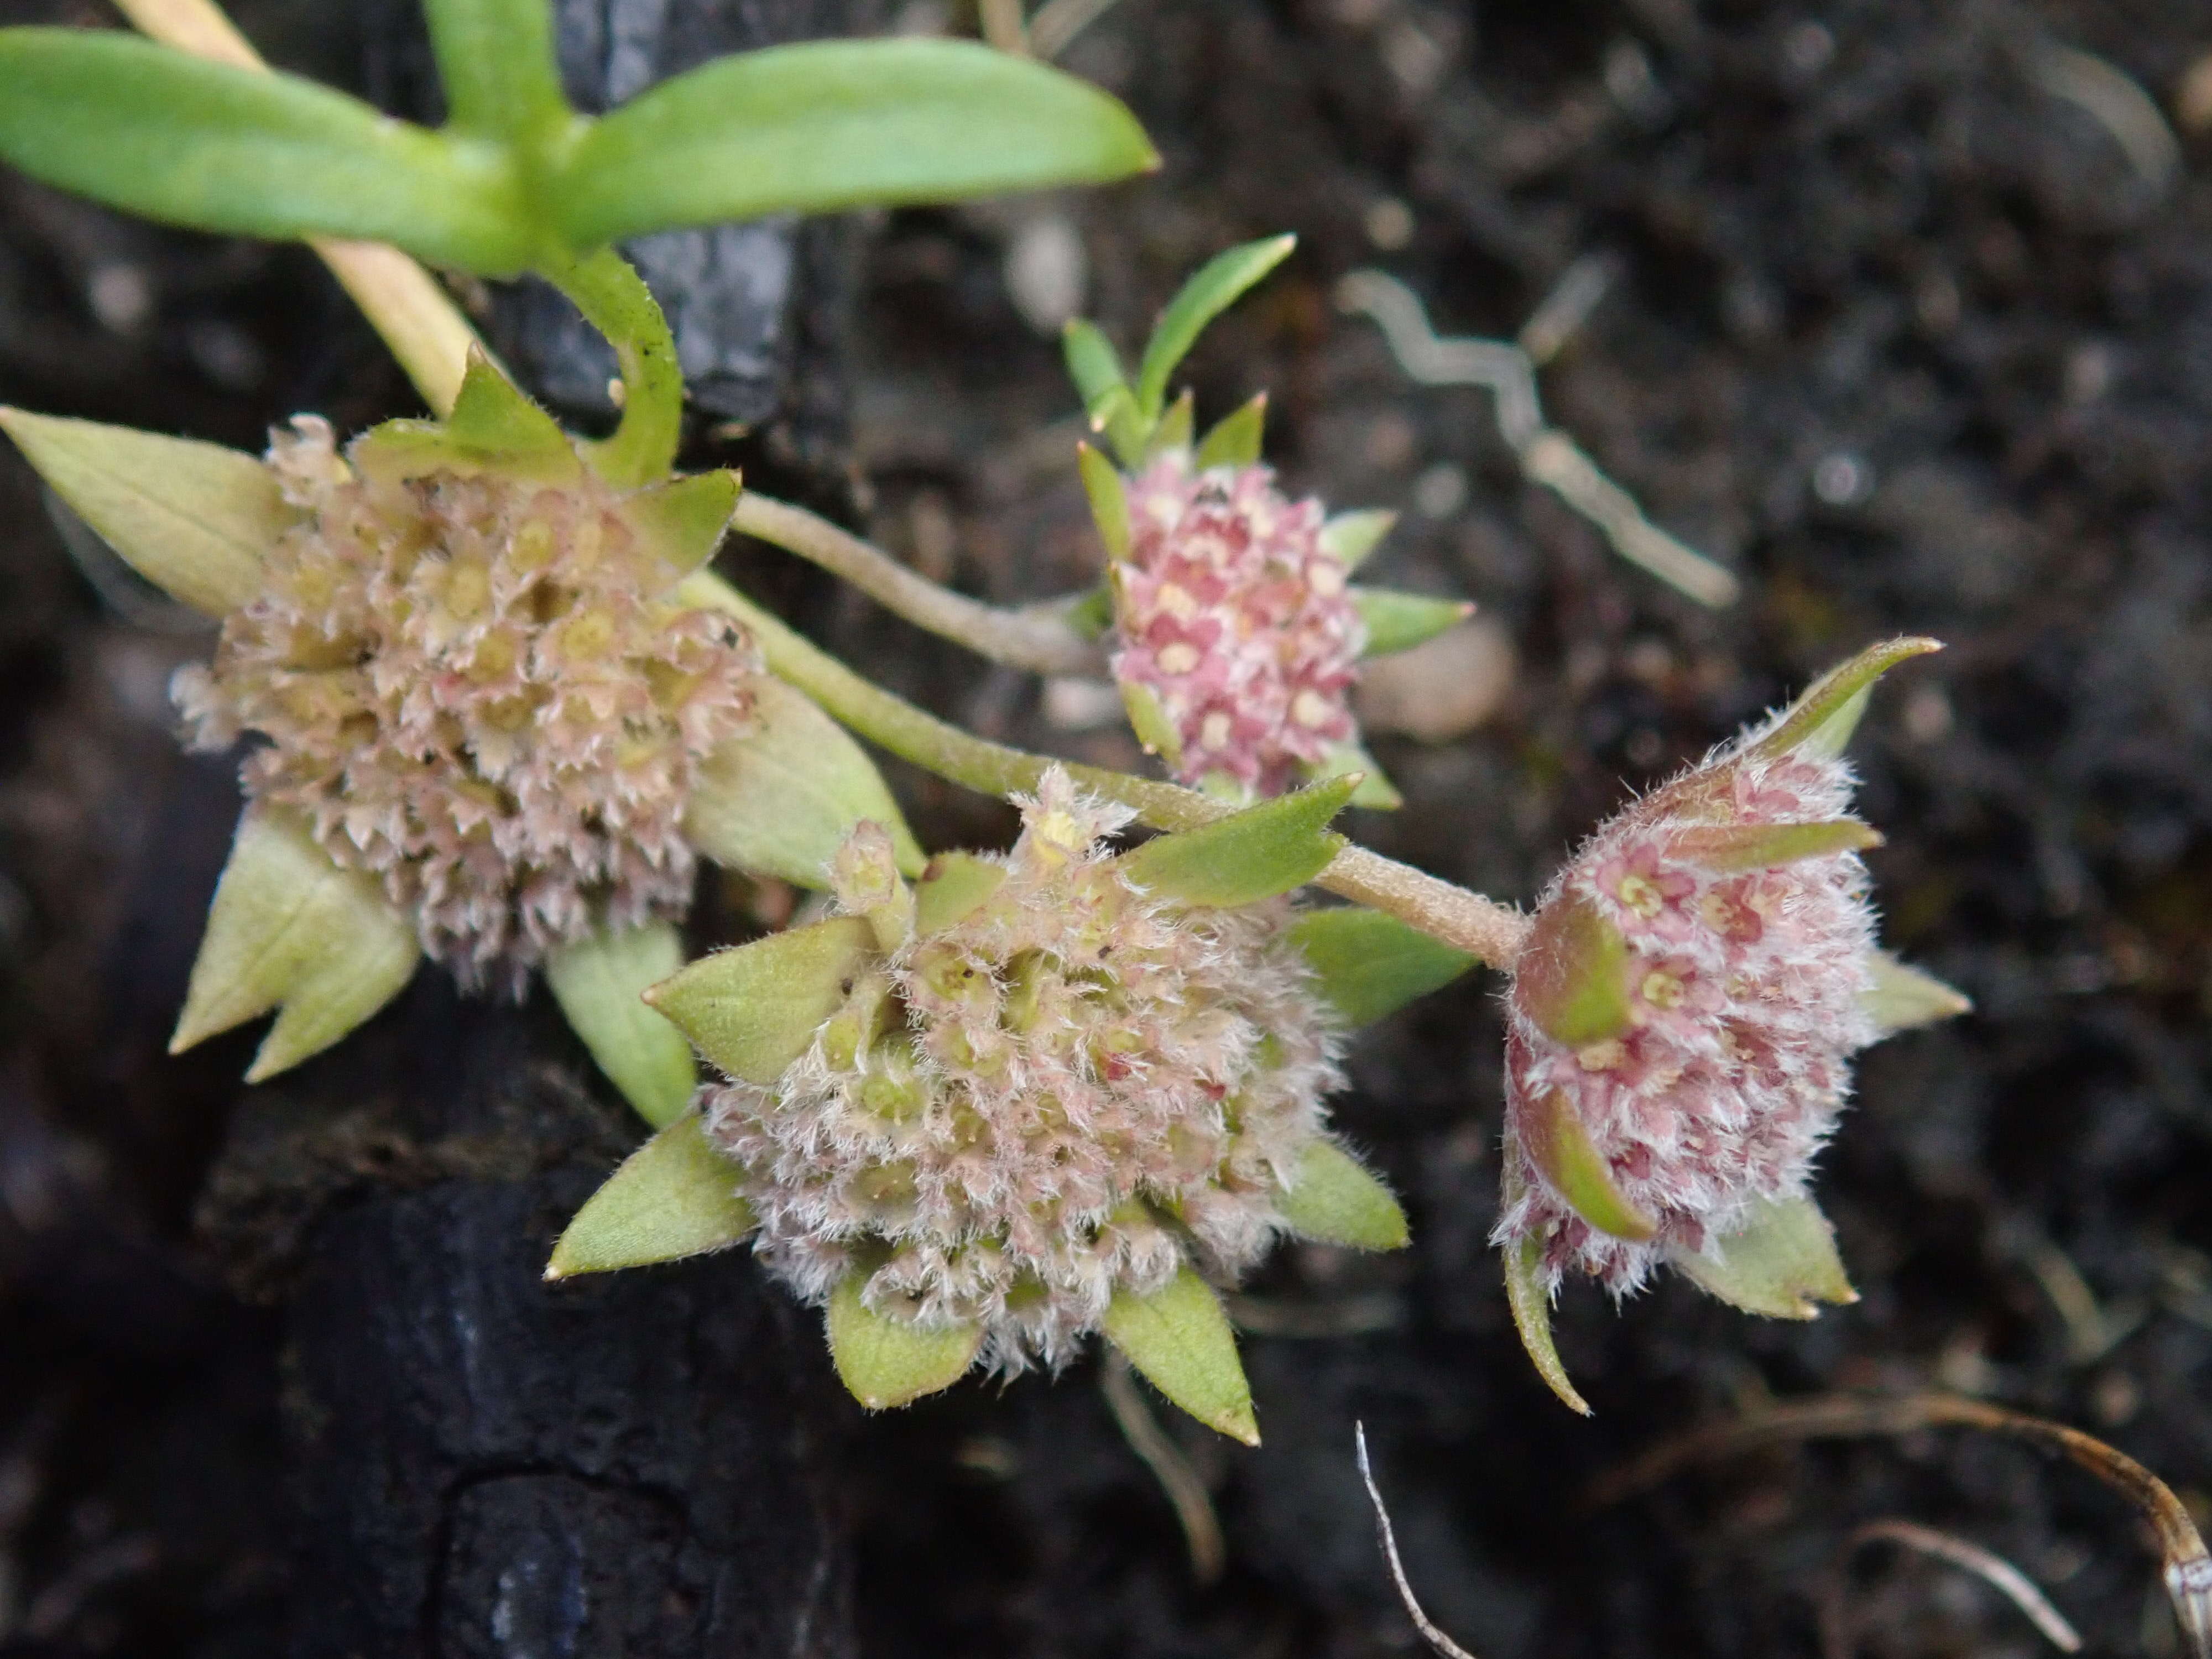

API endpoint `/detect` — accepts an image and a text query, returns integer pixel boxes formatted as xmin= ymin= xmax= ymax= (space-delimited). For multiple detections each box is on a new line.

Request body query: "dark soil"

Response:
xmin=4 ymin=0 xmax=2212 ymax=1655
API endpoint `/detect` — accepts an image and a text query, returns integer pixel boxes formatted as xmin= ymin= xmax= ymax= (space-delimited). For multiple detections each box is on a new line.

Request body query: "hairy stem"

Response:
xmin=732 ymin=494 xmax=1105 ymax=676
xmin=678 ymin=570 xmax=1529 ymax=966
xmin=538 ymin=248 xmax=685 ymax=488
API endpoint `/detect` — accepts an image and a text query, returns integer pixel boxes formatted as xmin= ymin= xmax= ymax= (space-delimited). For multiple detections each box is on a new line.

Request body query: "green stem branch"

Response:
xmin=538 ymin=247 xmax=685 ymax=487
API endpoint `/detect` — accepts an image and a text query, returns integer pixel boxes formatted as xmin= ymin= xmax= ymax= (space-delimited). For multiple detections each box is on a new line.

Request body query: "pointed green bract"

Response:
xmin=684 ymin=675 xmax=926 ymax=888
xmin=1062 ymin=319 xmax=1128 ymax=415
xmin=826 ymin=1275 xmax=982 ymax=1409
xmin=1317 ymin=508 xmax=1396 ymax=571
xmin=1520 ymin=1088 xmax=1656 ymax=1242
xmin=545 ymin=921 xmax=697 ymax=1129
xmin=1308 ymin=740 xmax=1403 ymax=810
xmin=544 ymin=1113 xmax=755 ymax=1279
xmin=1146 ymin=389 xmax=1194 ymax=461
xmin=1668 ymin=818 xmax=1882 ymax=874
xmin=624 ymin=471 xmax=740 ymax=580
xmin=0 ymin=408 xmax=289 ymax=616
xmin=172 ymin=807 xmax=419 ymax=1082
xmin=1749 ymin=637 xmax=1943 ymax=761
xmin=1101 ymin=1268 xmax=1259 ymax=1444
xmin=1118 ymin=678 xmax=1184 ymax=765
xmin=1670 ymin=1194 xmax=1856 ymax=1319
xmin=1060 ymin=583 xmax=1114 ymax=640
xmin=1274 ymin=1140 xmax=1408 ymax=1250
xmin=352 ymin=349 xmax=581 ymax=485
xmin=1115 ymin=775 xmax=1355 ymax=908
xmin=1133 ymin=234 xmax=1296 ymax=421
xmin=1193 ymin=393 xmax=1267 ymax=471
xmin=1286 ymin=906 xmax=1474 ymax=1026
xmin=1863 ymin=951 xmax=1972 ymax=1034
xmin=646 ymin=916 xmax=878 ymax=1084
xmin=1514 ymin=891 xmax=1631 ymax=1046
xmin=555 ymin=39 xmax=1158 ymax=250
xmin=419 ymin=0 xmax=568 ymax=143
xmin=1354 ymin=587 xmax=1474 ymax=658
xmin=1078 ymin=443 xmax=1131 ymax=561
xmin=913 ymin=852 xmax=1008 ymax=935
xmin=1501 ymin=1124 xmax=1592 ymax=1414
xmin=1087 ymin=385 xmax=1150 ymax=468
xmin=0 ymin=30 xmax=532 ymax=274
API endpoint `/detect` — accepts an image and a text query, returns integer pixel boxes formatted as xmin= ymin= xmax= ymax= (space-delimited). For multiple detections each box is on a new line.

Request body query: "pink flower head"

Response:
xmin=1108 ymin=453 xmax=1365 ymax=794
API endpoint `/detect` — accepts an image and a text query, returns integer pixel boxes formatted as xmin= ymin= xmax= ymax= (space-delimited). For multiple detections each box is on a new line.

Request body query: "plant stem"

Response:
xmin=731 ymin=493 xmax=1104 ymax=676
xmin=538 ymin=247 xmax=685 ymax=488
xmin=677 ymin=571 xmax=1530 ymax=967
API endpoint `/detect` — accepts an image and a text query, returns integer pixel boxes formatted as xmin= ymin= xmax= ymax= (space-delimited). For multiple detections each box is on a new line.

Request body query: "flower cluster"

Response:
xmin=174 ymin=418 xmax=759 ymax=993
xmin=705 ymin=768 xmax=1345 ymax=1373
xmin=1109 ymin=453 xmax=1365 ymax=794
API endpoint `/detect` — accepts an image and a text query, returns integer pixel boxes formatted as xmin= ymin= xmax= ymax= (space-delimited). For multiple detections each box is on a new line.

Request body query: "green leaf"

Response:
xmin=1134 ymin=234 xmax=1296 ymax=421
xmin=1062 ymin=317 xmax=1128 ymax=413
xmin=623 ymin=470 xmax=739 ymax=581
xmin=826 ymin=1274 xmax=982 ymax=1409
xmin=1286 ymin=906 xmax=1473 ymax=1026
xmin=545 ymin=1113 xmax=755 ymax=1278
xmin=1669 ymin=1194 xmax=1856 ymax=1319
xmin=1519 ymin=1087 xmax=1656 ymax=1243
xmin=1748 ymin=637 xmax=1944 ymax=761
xmin=1500 ymin=1120 xmax=1592 ymax=1415
xmin=1317 ymin=508 xmax=1396 ymax=572
xmin=1667 ymin=818 xmax=1882 ymax=874
xmin=1307 ymin=740 xmax=1402 ymax=810
xmin=1088 ymin=384 xmax=1151 ymax=468
xmin=1101 ymin=1267 xmax=1259 ymax=1444
xmin=684 ymin=674 xmax=926 ymax=888
xmin=1115 ymin=775 xmax=1355 ymax=908
xmin=545 ymin=921 xmax=697 ymax=1129
xmin=1274 ymin=1139 xmax=1408 ymax=1250
xmin=1354 ymin=587 xmax=1474 ymax=658
xmin=1193 ymin=392 xmax=1267 ymax=469
xmin=1060 ymin=583 xmax=1114 ymax=640
xmin=0 ymin=407 xmax=290 ymax=615
xmin=419 ymin=0 xmax=568 ymax=142
xmin=1863 ymin=951 xmax=1972 ymax=1034
xmin=0 ymin=30 xmax=533 ymax=274
xmin=351 ymin=347 xmax=581 ymax=486
xmin=912 ymin=852 xmax=1008 ymax=936
xmin=1144 ymin=389 xmax=1194 ymax=461
xmin=1078 ymin=442 xmax=1131 ymax=561
xmin=554 ymin=39 xmax=1159 ymax=249
xmin=1512 ymin=892 xmax=1631 ymax=1046
xmin=645 ymin=916 xmax=878 ymax=1083
xmin=1118 ymin=678 xmax=1183 ymax=765
xmin=171 ymin=807 xmax=419 ymax=1083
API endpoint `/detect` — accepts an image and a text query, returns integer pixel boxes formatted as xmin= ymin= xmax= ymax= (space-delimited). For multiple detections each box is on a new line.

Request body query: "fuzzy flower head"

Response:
xmin=1108 ymin=451 xmax=1365 ymax=794
xmin=173 ymin=416 xmax=758 ymax=993
xmin=1495 ymin=642 xmax=1968 ymax=1352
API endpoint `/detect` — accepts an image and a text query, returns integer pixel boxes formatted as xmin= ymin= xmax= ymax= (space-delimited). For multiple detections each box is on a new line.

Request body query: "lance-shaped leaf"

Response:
xmin=625 ymin=471 xmax=741 ymax=581
xmin=544 ymin=1113 xmax=755 ymax=1279
xmin=685 ymin=675 xmax=926 ymax=888
xmin=1060 ymin=584 xmax=1114 ymax=640
xmin=1078 ymin=443 xmax=1131 ymax=561
xmin=1286 ymin=906 xmax=1474 ymax=1027
xmin=1667 ymin=818 xmax=1882 ymax=874
xmin=1118 ymin=679 xmax=1183 ymax=766
xmin=351 ymin=347 xmax=578 ymax=486
xmin=1101 ymin=1267 xmax=1259 ymax=1444
xmin=1115 ymin=774 xmax=1356 ymax=908
xmin=1133 ymin=234 xmax=1296 ymax=421
xmin=545 ymin=921 xmax=696 ymax=1129
xmin=419 ymin=0 xmax=567 ymax=143
xmin=1193 ymin=393 xmax=1267 ymax=471
xmin=171 ymin=807 xmax=419 ymax=1082
xmin=1519 ymin=1088 xmax=1656 ymax=1243
xmin=0 ymin=30 xmax=533 ymax=274
xmin=1317 ymin=508 xmax=1396 ymax=572
xmin=1863 ymin=951 xmax=1973 ymax=1034
xmin=1748 ymin=637 xmax=1944 ymax=762
xmin=826 ymin=1275 xmax=982 ymax=1410
xmin=554 ymin=39 xmax=1158 ymax=249
xmin=913 ymin=852 xmax=1008 ymax=936
xmin=1354 ymin=587 xmax=1475 ymax=658
xmin=1274 ymin=1139 xmax=1408 ymax=1250
xmin=1145 ymin=389 xmax=1194 ymax=461
xmin=1307 ymin=740 xmax=1403 ymax=810
xmin=645 ymin=916 xmax=878 ymax=1083
xmin=1513 ymin=891 xmax=1631 ymax=1046
xmin=1500 ymin=1123 xmax=1591 ymax=1414
xmin=1669 ymin=1194 xmax=1856 ymax=1319
xmin=0 ymin=408 xmax=289 ymax=615
xmin=1063 ymin=319 xmax=1128 ymax=414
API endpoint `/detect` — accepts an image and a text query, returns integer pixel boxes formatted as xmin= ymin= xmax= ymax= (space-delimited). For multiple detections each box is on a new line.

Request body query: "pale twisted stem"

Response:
xmin=678 ymin=570 xmax=1530 ymax=967
xmin=732 ymin=494 xmax=1105 ymax=676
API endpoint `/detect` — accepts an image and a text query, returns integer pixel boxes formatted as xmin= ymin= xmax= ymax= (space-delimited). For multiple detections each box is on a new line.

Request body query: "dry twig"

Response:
xmin=1102 ymin=1353 xmax=1227 ymax=1585
xmin=1354 ymin=1422 xmax=1481 ymax=1659
xmin=1819 ymin=1517 xmax=2083 ymax=1659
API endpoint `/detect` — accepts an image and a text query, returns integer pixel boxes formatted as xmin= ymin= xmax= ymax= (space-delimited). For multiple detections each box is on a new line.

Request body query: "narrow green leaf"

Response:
xmin=645 ymin=916 xmax=878 ymax=1083
xmin=1193 ymin=392 xmax=1267 ymax=470
xmin=912 ymin=852 xmax=1008 ymax=936
xmin=0 ymin=30 xmax=532 ymax=274
xmin=1354 ymin=587 xmax=1475 ymax=658
xmin=1520 ymin=1088 xmax=1656 ymax=1242
xmin=1101 ymin=1267 xmax=1259 ymax=1444
xmin=1088 ymin=384 xmax=1151 ymax=468
xmin=1145 ymin=389 xmax=1194 ymax=461
xmin=1307 ymin=740 xmax=1402 ymax=810
xmin=1667 ymin=818 xmax=1882 ymax=874
xmin=1078 ymin=442 xmax=1131 ymax=561
xmin=554 ymin=39 xmax=1158 ymax=249
xmin=172 ymin=807 xmax=419 ymax=1082
xmin=1062 ymin=317 xmax=1128 ymax=412
xmin=1274 ymin=1139 xmax=1408 ymax=1250
xmin=1513 ymin=892 xmax=1632 ymax=1046
xmin=1118 ymin=679 xmax=1183 ymax=765
xmin=1670 ymin=1194 xmax=1856 ymax=1319
xmin=351 ymin=347 xmax=582 ymax=486
xmin=1134 ymin=234 xmax=1296 ymax=421
xmin=685 ymin=675 xmax=926 ymax=888
xmin=1317 ymin=508 xmax=1396 ymax=571
xmin=0 ymin=407 xmax=289 ymax=615
xmin=545 ymin=1113 xmax=755 ymax=1278
xmin=1286 ymin=907 xmax=1473 ymax=1027
xmin=1748 ymin=637 xmax=1944 ymax=761
xmin=1863 ymin=951 xmax=1972 ymax=1034
xmin=419 ymin=0 xmax=568 ymax=142
xmin=827 ymin=1274 xmax=982 ymax=1409
xmin=1115 ymin=774 xmax=1356 ymax=908
xmin=1500 ymin=1120 xmax=1592 ymax=1415
xmin=624 ymin=470 xmax=739 ymax=581
xmin=1060 ymin=583 xmax=1114 ymax=640
xmin=545 ymin=921 xmax=697 ymax=1129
